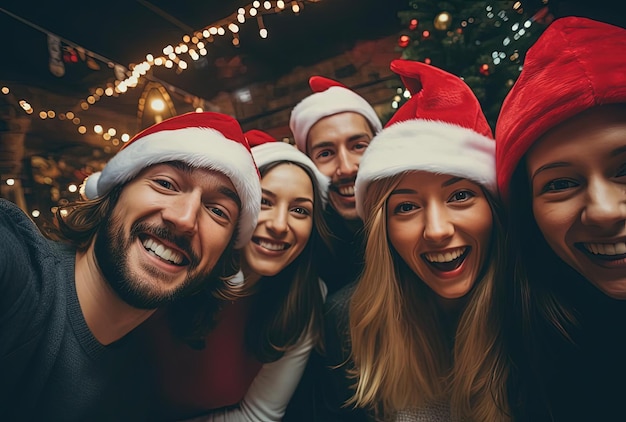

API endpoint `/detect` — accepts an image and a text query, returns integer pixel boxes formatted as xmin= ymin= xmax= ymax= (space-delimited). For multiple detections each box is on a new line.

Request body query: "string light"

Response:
xmin=0 ymin=0 xmax=320 ymax=166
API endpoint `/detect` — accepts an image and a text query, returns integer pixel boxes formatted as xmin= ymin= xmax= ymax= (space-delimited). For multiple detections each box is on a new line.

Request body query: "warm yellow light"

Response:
xmin=19 ymin=100 xmax=32 ymax=111
xmin=121 ymin=133 xmax=130 ymax=142
xmin=150 ymin=98 xmax=165 ymax=112
xmin=31 ymin=210 xmax=40 ymax=218
xmin=78 ymin=126 xmax=87 ymax=134
xmin=6 ymin=178 xmax=15 ymax=186
xmin=68 ymin=184 xmax=78 ymax=193
xmin=108 ymin=128 xmax=116 ymax=136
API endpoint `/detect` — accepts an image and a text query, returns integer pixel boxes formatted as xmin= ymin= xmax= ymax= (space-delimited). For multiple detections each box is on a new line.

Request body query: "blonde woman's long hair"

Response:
xmin=348 ymin=174 xmax=510 ymax=421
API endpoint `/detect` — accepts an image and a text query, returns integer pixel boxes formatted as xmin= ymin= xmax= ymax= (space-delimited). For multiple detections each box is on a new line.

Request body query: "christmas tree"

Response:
xmin=389 ymin=0 xmax=553 ymax=129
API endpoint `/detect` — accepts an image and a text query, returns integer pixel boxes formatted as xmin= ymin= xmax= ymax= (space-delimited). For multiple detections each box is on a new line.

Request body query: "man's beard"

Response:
xmin=94 ymin=215 xmax=211 ymax=310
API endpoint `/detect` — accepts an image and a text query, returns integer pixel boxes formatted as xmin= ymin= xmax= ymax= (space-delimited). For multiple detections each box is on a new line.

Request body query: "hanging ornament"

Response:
xmin=409 ymin=19 xmax=419 ymax=30
xmin=434 ymin=11 xmax=452 ymax=31
xmin=398 ymin=35 xmax=410 ymax=48
xmin=422 ymin=30 xmax=430 ymax=39
xmin=479 ymin=63 xmax=490 ymax=76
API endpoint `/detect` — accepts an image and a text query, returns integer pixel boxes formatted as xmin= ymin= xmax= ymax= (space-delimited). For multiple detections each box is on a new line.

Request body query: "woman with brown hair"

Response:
xmin=323 ymin=59 xmax=510 ymax=421
xmin=140 ymin=131 xmax=332 ymax=421
xmin=496 ymin=16 xmax=626 ymax=421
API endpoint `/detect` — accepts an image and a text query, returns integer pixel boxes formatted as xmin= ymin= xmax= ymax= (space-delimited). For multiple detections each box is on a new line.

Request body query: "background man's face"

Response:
xmin=307 ymin=112 xmax=373 ymax=221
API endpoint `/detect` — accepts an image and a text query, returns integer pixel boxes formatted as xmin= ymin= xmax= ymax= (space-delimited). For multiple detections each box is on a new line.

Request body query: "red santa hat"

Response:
xmin=496 ymin=16 xmax=626 ymax=200
xmin=355 ymin=59 xmax=495 ymax=218
xmin=82 ymin=112 xmax=261 ymax=248
xmin=289 ymin=76 xmax=383 ymax=153
xmin=244 ymin=129 xmax=329 ymax=206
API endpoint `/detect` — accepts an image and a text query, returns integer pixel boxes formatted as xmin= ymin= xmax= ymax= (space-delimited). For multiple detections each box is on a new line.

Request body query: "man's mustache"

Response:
xmin=130 ymin=222 xmax=199 ymax=268
xmin=328 ymin=177 xmax=356 ymax=193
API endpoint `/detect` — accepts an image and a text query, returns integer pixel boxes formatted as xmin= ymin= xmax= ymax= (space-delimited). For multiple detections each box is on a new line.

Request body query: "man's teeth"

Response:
xmin=338 ymin=185 xmax=355 ymax=196
xmin=259 ymin=240 xmax=288 ymax=251
xmin=425 ymin=247 xmax=466 ymax=263
xmin=584 ymin=242 xmax=626 ymax=256
xmin=142 ymin=238 xmax=183 ymax=264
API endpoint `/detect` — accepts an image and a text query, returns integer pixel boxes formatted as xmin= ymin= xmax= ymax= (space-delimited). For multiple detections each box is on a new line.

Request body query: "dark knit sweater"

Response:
xmin=0 ymin=199 xmax=150 ymax=421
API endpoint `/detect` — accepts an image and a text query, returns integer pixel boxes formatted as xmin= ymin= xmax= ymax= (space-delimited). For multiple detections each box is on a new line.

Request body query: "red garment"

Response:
xmin=141 ymin=296 xmax=263 ymax=419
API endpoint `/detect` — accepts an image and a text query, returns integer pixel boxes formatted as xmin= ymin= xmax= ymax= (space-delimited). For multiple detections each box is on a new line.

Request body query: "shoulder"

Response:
xmin=0 ymin=199 xmax=55 ymax=256
xmin=326 ymin=281 xmax=357 ymax=312
xmin=323 ymin=281 xmax=357 ymax=332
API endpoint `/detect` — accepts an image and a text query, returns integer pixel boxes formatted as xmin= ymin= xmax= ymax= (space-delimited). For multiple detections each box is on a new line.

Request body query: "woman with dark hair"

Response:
xmin=141 ymin=131 xmax=332 ymax=421
xmin=323 ymin=59 xmax=510 ymax=422
xmin=496 ymin=16 xmax=626 ymax=421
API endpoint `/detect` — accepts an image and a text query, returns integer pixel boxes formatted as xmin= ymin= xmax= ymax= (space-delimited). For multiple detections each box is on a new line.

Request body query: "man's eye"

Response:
xmin=316 ymin=150 xmax=331 ymax=159
xmin=156 ymin=179 xmax=174 ymax=190
xmin=209 ymin=207 xmax=226 ymax=218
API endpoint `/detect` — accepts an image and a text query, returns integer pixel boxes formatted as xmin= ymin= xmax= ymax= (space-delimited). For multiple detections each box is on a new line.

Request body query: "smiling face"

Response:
xmin=94 ymin=162 xmax=240 ymax=309
xmin=526 ymin=104 xmax=626 ymax=300
xmin=242 ymin=163 xmax=314 ymax=278
xmin=385 ymin=171 xmax=493 ymax=299
xmin=307 ymin=112 xmax=374 ymax=221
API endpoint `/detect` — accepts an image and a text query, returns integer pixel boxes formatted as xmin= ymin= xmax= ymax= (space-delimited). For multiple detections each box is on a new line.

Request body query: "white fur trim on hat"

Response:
xmin=251 ymin=142 xmax=330 ymax=207
xmin=289 ymin=86 xmax=382 ymax=153
xmin=84 ymin=127 xmax=261 ymax=249
xmin=355 ymin=120 xmax=496 ymax=218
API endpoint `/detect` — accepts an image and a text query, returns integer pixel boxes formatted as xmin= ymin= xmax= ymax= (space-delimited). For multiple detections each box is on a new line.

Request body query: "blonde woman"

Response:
xmin=323 ymin=59 xmax=509 ymax=422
